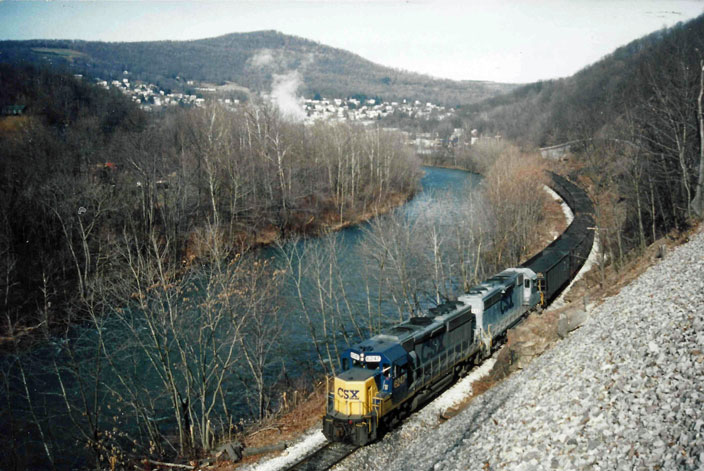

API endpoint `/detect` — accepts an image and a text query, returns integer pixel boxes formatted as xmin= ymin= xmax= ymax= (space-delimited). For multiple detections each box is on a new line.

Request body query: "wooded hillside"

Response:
xmin=0 ymin=31 xmax=517 ymax=105
xmin=454 ymin=14 xmax=704 ymax=274
xmin=462 ymin=16 xmax=704 ymax=147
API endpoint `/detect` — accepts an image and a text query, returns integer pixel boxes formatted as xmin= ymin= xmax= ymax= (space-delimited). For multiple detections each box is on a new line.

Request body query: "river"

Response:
xmin=0 ymin=166 xmax=480 ymax=469
xmin=273 ymin=166 xmax=480 ymax=372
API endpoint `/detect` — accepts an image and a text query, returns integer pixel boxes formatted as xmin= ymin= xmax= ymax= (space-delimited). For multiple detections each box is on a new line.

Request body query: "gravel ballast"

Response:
xmin=335 ymin=225 xmax=704 ymax=471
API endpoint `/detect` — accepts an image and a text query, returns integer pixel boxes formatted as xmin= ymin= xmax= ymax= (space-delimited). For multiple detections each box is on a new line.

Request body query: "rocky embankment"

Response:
xmin=335 ymin=224 xmax=704 ymax=471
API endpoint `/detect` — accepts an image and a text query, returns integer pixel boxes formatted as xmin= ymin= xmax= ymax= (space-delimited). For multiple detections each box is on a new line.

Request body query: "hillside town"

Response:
xmin=88 ymin=73 xmax=469 ymax=154
xmin=299 ymin=96 xmax=457 ymax=126
xmin=91 ymin=73 xmax=214 ymax=109
xmin=92 ymin=73 xmax=456 ymax=124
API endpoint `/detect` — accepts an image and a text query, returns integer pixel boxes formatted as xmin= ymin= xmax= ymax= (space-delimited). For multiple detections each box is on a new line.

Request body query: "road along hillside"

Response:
xmin=334 ymin=223 xmax=704 ymax=471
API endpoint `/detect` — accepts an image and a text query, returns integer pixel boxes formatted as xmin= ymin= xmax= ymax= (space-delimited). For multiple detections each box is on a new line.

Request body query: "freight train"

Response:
xmin=323 ymin=173 xmax=595 ymax=445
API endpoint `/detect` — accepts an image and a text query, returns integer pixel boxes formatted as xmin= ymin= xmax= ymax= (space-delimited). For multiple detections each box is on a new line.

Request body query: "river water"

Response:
xmin=0 ymin=166 xmax=479 ymax=469
xmin=273 ymin=167 xmax=480 ymax=371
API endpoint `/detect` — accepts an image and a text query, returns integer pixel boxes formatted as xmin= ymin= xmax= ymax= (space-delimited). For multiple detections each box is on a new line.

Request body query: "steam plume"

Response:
xmin=271 ymin=71 xmax=306 ymax=121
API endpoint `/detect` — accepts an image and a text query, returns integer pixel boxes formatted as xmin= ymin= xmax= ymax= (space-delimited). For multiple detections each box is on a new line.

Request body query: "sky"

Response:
xmin=1 ymin=0 xmax=703 ymax=83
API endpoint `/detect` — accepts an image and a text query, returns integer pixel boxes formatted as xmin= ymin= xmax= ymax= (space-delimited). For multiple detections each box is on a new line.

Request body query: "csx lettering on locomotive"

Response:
xmin=337 ymin=388 xmax=360 ymax=400
xmin=393 ymin=373 xmax=407 ymax=389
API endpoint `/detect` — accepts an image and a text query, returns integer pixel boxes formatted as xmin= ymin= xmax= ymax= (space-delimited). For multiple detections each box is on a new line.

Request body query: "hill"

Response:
xmin=461 ymin=15 xmax=704 ymax=147
xmin=452 ymin=14 xmax=704 ymax=283
xmin=0 ymin=31 xmax=518 ymax=105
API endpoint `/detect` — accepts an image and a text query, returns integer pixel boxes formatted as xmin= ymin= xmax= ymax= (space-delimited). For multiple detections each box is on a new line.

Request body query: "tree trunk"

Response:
xmin=692 ymin=60 xmax=704 ymax=218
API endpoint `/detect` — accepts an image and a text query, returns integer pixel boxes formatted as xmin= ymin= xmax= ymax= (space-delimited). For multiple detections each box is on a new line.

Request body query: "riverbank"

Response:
xmin=246 ymin=191 xmax=416 ymax=248
xmin=1 ymin=185 xmax=418 ymax=351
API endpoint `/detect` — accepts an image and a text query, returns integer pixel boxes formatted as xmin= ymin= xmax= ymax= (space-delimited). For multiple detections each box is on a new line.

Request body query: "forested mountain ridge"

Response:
xmin=0 ymin=30 xmax=518 ymax=105
xmin=463 ymin=15 xmax=704 ymax=147
xmin=452 ymin=13 xmax=704 ymax=276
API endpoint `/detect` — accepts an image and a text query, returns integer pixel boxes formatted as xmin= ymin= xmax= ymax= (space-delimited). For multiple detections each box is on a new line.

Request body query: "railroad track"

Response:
xmin=286 ymin=441 xmax=359 ymax=471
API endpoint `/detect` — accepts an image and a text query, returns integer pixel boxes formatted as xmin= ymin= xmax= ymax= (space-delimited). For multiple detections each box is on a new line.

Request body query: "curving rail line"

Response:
xmin=281 ymin=172 xmax=595 ymax=471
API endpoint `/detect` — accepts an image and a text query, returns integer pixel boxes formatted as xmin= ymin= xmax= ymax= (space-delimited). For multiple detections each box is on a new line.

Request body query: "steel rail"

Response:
xmin=285 ymin=441 xmax=359 ymax=471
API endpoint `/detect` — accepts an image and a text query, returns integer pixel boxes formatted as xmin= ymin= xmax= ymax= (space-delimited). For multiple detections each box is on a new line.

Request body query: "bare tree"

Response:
xmin=238 ymin=258 xmax=284 ymax=421
xmin=692 ymin=59 xmax=704 ymax=218
xmin=360 ymin=212 xmax=425 ymax=320
xmin=481 ymin=147 xmax=548 ymax=269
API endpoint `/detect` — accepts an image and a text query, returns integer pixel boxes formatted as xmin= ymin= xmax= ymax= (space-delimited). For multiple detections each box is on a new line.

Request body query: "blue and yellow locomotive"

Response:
xmin=324 ymin=172 xmax=595 ymax=446
xmin=323 ymin=268 xmax=541 ymax=445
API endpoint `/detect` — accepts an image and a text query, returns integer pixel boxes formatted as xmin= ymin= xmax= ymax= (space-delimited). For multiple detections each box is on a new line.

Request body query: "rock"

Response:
xmin=558 ymin=307 xmax=589 ymax=338
xmin=216 ymin=441 xmax=243 ymax=462
xmin=587 ymin=438 xmax=600 ymax=451
xmin=242 ymin=442 xmax=288 ymax=457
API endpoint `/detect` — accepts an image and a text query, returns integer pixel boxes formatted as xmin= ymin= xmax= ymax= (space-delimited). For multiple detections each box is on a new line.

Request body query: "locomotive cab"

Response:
xmin=510 ymin=267 xmax=540 ymax=307
xmin=458 ymin=268 xmax=540 ymax=354
xmin=324 ymin=341 xmax=411 ymax=445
